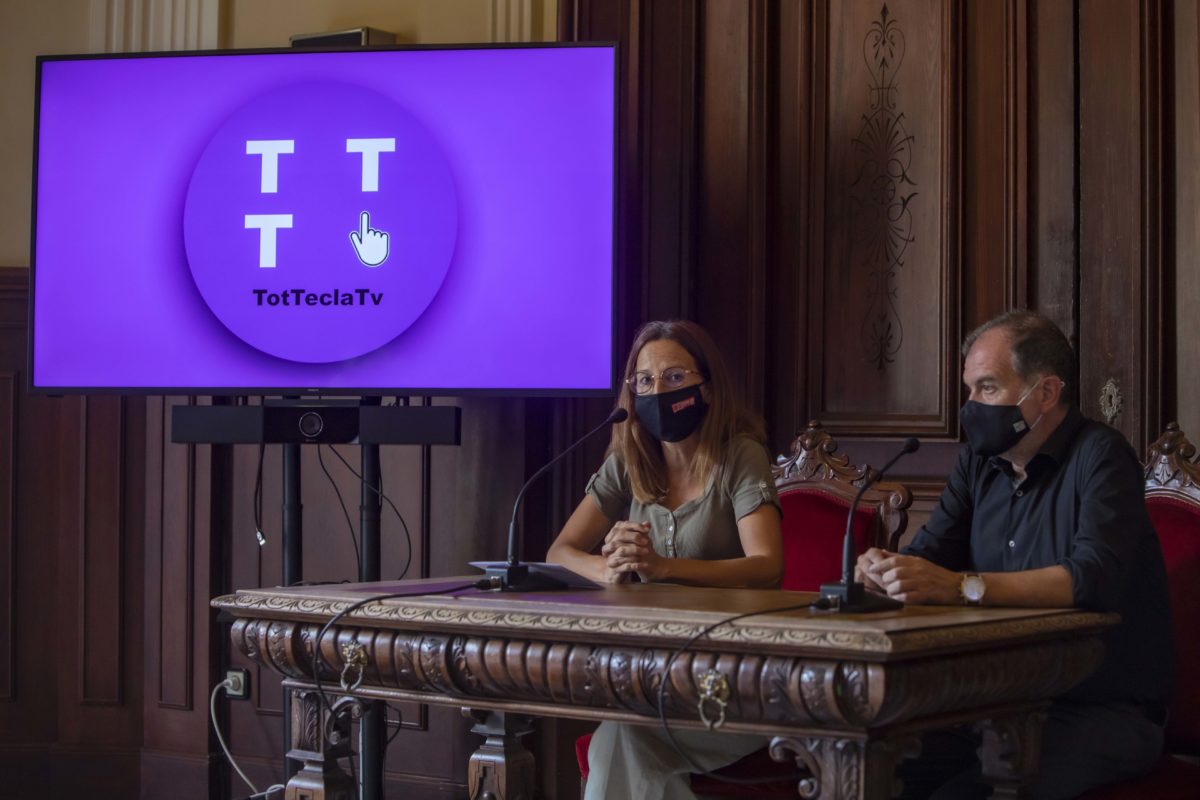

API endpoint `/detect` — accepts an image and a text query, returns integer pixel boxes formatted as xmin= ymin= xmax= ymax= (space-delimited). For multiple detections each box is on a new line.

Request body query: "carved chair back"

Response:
xmin=773 ymin=421 xmax=912 ymax=592
xmin=1143 ymin=422 xmax=1200 ymax=755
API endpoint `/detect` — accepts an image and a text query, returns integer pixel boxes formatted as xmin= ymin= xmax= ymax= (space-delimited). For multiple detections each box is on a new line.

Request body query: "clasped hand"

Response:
xmin=600 ymin=520 xmax=664 ymax=583
xmin=854 ymin=547 xmax=961 ymax=604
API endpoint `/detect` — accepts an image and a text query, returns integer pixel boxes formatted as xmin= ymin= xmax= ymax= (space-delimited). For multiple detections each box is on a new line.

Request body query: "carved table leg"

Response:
xmin=770 ymin=734 xmax=920 ymax=800
xmin=975 ymin=709 xmax=1048 ymax=800
xmin=464 ymin=709 xmax=536 ymax=800
xmin=284 ymin=689 xmax=357 ymax=800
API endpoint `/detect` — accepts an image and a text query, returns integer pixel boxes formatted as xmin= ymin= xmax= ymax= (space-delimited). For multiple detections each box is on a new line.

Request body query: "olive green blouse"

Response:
xmin=585 ymin=435 xmax=781 ymax=561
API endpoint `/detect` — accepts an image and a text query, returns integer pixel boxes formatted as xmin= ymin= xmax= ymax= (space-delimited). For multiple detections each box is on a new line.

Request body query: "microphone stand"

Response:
xmin=484 ymin=407 xmax=628 ymax=591
xmin=818 ymin=437 xmax=919 ymax=613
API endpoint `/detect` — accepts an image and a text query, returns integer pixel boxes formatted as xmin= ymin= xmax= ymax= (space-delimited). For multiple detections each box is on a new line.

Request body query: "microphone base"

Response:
xmin=484 ymin=563 xmax=568 ymax=593
xmin=819 ymin=580 xmax=904 ymax=614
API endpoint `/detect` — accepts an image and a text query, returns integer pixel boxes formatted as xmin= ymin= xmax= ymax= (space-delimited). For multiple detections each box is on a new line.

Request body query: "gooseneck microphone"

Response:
xmin=484 ymin=407 xmax=629 ymax=591
xmin=819 ymin=436 xmax=920 ymax=613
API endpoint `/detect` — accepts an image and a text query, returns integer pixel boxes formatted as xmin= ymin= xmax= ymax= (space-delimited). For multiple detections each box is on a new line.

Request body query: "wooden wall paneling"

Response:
xmin=1078 ymin=0 xmax=1165 ymax=447
xmin=962 ymin=0 xmax=1028 ymax=326
xmin=1170 ymin=0 xmax=1199 ymax=439
xmin=53 ymin=395 xmax=85 ymax=739
xmin=0 ymin=298 xmax=49 ymax=754
xmin=562 ymin=0 xmax=649 ymax=352
xmin=0 ymin=379 xmax=59 ymax=749
xmin=78 ymin=397 xmax=124 ymax=706
xmin=638 ymin=0 xmax=699 ymax=324
xmin=0 ymin=371 xmax=13 ymax=704
xmin=0 ymin=270 xmax=141 ymax=795
xmin=1029 ymin=0 xmax=1078 ymax=348
xmin=0 ymin=270 xmax=23 ymax=721
xmin=694 ymin=0 xmax=771 ymax=408
xmin=141 ymin=396 xmax=223 ymax=792
xmin=67 ymin=394 xmax=144 ymax=755
xmin=807 ymin=0 xmax=960 ymax=438
xmin=152 ymin=398 xmax=195 ymax=714
xmin=767 ymin=0 xmax=815 ymax=452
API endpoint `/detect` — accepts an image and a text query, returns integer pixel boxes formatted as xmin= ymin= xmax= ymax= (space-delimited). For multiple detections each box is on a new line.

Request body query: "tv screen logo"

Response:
xmin=183 ymin=82 xmax=457 ymax=364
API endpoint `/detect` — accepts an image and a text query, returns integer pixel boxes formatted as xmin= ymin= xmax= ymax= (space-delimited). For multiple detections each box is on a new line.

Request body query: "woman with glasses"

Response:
xmin=547 ymin=319 xmax=782 ymax=799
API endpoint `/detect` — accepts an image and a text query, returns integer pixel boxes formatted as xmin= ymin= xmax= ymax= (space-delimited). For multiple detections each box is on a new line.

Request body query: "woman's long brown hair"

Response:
xmin=610 ymin=320 xmax=766 ymax=503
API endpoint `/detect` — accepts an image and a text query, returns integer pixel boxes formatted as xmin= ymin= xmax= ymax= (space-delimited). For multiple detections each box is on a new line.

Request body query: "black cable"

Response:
xmin=327 ymin=444 xmax=414 ymax=579
xmin=310 ymin=583 xmax=486 ymax=719
xmin=316 ymin=444 xmax=361 ymax=569
xmin=385 ymin=703 xmax=403 ymax=747
xmin=308 ymin=583 xmax=487 ymax=797
xmin=654 ymin=598 xmax=831 ymax=786
xmin=252 ymin=442 xmax=265 ymax=546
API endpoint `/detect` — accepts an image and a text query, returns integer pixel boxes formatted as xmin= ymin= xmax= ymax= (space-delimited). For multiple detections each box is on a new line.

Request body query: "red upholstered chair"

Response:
xmin=576 ymin=422 xmax=911 ymax=796
xmin=1080 ymin=422 xmax=1200 ymax=799
xmin=773 ymin=420 xmax=912 ymax=590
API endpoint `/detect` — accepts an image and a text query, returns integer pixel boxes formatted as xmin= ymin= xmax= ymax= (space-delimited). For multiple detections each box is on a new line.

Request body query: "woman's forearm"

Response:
xmin=546 ymin=540 xmax=609 ymax=583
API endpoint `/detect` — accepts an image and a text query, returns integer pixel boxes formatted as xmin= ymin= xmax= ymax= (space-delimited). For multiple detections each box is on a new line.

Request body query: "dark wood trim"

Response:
xmin=155 ymin=397 xmax=196 ymax=711
xmin=1078 ymin=0 xmax=1166 ymax=447
xmin=944 ymin=0 xmax=964 ymax=440
xmin=1139 ymin=0 xmax=1165 ymax=447
xmin=744 ymin=0 xmax=771 ymax=410
xmin=1008 ymin=0 xmax=1031 ymax=307
xmin=765 ymin=0 xmax=813 ymax=453
xmin=0 ymin=371 xmax=13 ymax=702
xmin=78 ymin=396 xmax=127 ymax=705
xmin=1027 ymin=0 xmax=1077 ymax=338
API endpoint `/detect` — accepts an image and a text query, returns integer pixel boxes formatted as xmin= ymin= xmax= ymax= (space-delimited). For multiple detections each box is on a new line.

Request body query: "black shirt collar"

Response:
xmin=989 ymin=405 xmax=1086 ymax=476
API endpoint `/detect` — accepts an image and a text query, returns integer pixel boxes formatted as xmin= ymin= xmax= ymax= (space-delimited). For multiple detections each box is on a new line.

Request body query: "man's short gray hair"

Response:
xmin=962 ymin=310 xmax=1075 ymax=406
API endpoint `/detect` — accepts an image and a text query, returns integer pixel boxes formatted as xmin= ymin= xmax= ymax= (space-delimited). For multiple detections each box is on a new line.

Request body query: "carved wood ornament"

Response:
xmin=854 ymin=3 xmax=917 ymax=371
xmin=1144 ymin=421 xmax=1200 ymax=493
xmin=774 ymin=420 xmax=913 ymax=549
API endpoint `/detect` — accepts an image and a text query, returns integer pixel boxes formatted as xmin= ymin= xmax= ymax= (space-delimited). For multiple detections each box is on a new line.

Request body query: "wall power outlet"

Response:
xmin=224 ymin=668 xmax=250 ymax=700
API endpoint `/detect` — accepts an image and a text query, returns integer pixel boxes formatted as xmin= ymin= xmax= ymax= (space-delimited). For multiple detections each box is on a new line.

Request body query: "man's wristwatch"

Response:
xmin=960 ymin=573 xmax=986 ymax=605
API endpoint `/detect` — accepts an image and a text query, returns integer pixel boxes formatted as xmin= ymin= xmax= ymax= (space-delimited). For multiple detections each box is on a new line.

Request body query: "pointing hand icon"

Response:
xmin=350 ymin=211 xmax=389 ymax=267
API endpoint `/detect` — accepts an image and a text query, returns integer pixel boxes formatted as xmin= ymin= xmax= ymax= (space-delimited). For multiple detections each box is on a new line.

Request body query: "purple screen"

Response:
xmin=32 ymin=46 xmax=615 ymax=394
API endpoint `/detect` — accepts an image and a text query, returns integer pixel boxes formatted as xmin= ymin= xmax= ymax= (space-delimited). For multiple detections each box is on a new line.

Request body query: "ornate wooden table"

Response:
xmin=212 ymin=579 xmax=1115 ymax=800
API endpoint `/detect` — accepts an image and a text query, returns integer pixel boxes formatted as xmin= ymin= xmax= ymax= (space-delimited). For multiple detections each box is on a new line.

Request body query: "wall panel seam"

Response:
xmin=0 ymin=372 xmax=16 ymax=701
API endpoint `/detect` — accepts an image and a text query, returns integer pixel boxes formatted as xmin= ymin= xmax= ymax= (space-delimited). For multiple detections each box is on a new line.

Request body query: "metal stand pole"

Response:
xmin=358 ymin=396 xmax=385 ymax=800
xmin=282 ymin=442 xmax=303 ymax=781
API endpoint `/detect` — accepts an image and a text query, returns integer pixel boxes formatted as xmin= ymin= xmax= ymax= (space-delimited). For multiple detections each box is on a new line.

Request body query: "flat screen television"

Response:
xmin=30 ymin=44 xmax=616 ymax=396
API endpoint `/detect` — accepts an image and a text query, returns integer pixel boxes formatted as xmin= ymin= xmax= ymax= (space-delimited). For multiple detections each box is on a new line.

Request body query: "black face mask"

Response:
xmin=635 ymin=384 xmax=708 ymax=443
xmin=959 ymin=381 xmax=1042 ymax=457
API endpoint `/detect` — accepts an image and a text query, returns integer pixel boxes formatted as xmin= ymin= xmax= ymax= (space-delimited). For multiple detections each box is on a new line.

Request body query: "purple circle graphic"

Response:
xmin=183 ymin=82 xmax=457 ymax=363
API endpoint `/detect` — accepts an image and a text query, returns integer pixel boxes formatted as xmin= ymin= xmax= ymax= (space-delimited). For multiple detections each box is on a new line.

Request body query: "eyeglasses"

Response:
xmin=625 ymin=367 xmax=705 ymax=395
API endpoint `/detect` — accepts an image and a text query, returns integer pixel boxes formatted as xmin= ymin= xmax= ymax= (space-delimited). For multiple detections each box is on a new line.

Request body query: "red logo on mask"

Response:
xmin=671 ymin=396 xmax=696 ymax=414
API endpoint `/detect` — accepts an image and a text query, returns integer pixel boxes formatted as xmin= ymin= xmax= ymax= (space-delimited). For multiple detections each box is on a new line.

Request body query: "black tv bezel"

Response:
xmin=28 ymin=41 xmax=619 ymax=399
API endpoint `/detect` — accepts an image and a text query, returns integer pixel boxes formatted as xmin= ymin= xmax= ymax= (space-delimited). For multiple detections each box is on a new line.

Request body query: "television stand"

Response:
xmin=171 ymin=398 xmax=461 ymax=790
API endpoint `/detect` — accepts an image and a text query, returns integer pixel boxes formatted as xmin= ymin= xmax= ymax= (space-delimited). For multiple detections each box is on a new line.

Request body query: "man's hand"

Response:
xmin=600 ymin=521 xmax=662 ymax=583
xmin=867 ymin=553 xmax=961 ymax=605
xmin=855 ymin=547 xmax=893 ymax=593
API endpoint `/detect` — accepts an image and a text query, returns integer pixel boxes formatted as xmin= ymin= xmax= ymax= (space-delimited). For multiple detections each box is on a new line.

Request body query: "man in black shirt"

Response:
xmin=856 ymin=310 xmax=1173 ymax=799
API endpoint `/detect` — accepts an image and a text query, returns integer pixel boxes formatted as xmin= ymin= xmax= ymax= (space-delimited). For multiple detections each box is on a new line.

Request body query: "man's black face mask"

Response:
xmin=959 ymin=379 xmax=1045 ymax=457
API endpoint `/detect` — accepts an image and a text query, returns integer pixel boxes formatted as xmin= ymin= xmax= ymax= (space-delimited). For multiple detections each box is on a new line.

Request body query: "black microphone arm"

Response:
xmin=485 ymin=407 xmax=628 ymax=591
xmin=820 ymin=436 xmax=919 ymax=613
